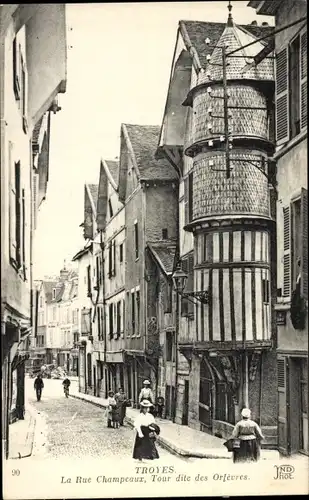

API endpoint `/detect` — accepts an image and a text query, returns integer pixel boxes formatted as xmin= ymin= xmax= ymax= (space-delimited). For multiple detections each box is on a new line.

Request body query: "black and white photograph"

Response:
xmin=1 ymin=1 xmax=308 ymax=498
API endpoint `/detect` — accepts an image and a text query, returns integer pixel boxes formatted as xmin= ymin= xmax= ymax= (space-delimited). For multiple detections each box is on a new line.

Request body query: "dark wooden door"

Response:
xmin=182 ymin=380 xmax=189 ymax=425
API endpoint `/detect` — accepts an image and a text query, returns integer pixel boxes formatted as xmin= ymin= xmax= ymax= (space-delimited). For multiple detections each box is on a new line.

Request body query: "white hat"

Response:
xmin=241 ymin=408 xmax=251 ymax=418
xmin=143 ymin=379 xmax=150 ymax=385
xmin=140 ymin=400 xmax=153 ymax=407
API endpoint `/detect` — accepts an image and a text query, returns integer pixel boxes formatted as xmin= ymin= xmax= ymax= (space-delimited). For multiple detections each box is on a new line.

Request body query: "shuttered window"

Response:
xmin=300 ymin=188 xmax=308 ymax=299
xmin=181 ymin=254 xmax=194 ymax=318
xmin=276 ymin=48 xmax=289 ymax=145
xmin=277 ymin=358 xmax=285 ymax=388
xmin=113 ymin=240 xmax=116 ymax=276
xmin=108 ymin=243 xmax=113 ymax=277
xmin=300 ymin=29 xmax=307 ymax=131
xmin=13 ymin=38 xmax=20 ymax=100
xmin=22 ymin=189 xmax=26 ymax=280
xmin=109 ymin=303 xmax=114 ymax=338
xmin=184 ymin=177 xmax=189 ymax=226
xmin=283 ymin=206 xmax=291 ymax=297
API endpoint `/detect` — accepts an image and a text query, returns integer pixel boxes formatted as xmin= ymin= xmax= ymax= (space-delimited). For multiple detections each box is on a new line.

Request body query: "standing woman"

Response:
xmin=138 ymin=380 xmax=154 ymax=414
xmin=115 ymin=387 xmax=128 ymax=426
xmin=132 ymin=400 xmax=160 ymax=461
xmin=106 ymin=390 xmax=117 ymax=428
xmin=231 ymin=408 xmax=264 ymax=463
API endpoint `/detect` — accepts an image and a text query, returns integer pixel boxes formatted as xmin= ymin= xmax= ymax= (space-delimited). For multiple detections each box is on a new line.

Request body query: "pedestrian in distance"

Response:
xmin=62 ymin=377 xmax=71 ymax=397
xmin=155 ymin=396 xmax=165 ymax=419
xmin=106 ymin=391 xmax=118 ymax=428
xmin=132 ymin=400 xmax=160 ymax=461
xmin=138 ymin=379 xmax=154 ymax=414
xmin=115 ymin=387 xmax=128 ymax=426
xmin=230 ymin=408 xmax=264 ymax=463
xmin=34 ymin=374 xmax=44 ymax=401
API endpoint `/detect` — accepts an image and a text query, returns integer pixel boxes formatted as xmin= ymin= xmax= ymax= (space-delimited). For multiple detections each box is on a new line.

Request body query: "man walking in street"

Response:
xmin=34 ymin=374 xmax=44 ymax=401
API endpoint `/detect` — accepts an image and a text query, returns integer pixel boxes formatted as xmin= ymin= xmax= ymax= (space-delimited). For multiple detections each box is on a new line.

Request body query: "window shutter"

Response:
xmin=187 ymin=254 xmax=194 ymax=317
xmin=181 ymin=258 xmax=189 ymax=316
xmin=108 ymin=243 xmax=112 ymax=277
xmin=276 ymin=48 xmax=289 ymax=145
xmin=188 ymin=173 xmax=193 ymax=222
xmin=113 ymin=240 xmax=116 ymax=276
xmin=9 ymin=142 xmax=17 ymax=260
xmin=184 ymin=177 xmax=189 ymax=226
xmin=283 ymin=206 xmax=291 ymax=297
xmin=15 ymin=162 xmax=21 ymax=267
xmin=300 ymin=188 xmax=308 ymax=299
xmin=300 ymin=29 xmax=307 ymax=131
xmin=22 ymin=189 xmax=26 ymax=279
xmin=277 ymin=357 xmax=288 ymax=455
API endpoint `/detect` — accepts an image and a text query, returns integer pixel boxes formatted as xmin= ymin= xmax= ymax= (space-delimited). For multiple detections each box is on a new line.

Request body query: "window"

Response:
xmin=126 ymin=292 xmax=130 ymax=336
xmin=262 ymin=278 xmax=270 ymax=303
xmin=289 ymin=36 xmax=300 ymax=138
xmin=12 ymin=38 xmax=20 ymax=100
xmin=166 ymin=331 xmax=174 ymax=362
xmin=109 ymin=303 xmax=114 ymax=338
xmin=119 ymin=243 xmax=123 ymax=263
xmin=134 ymin=222 xmax=139 ymax=260
xmin=282 ymin=188 xmax=308 ymax=298
xmin=97 ymin=306 xmax=103 ymax=340
xmin=20 ymin=55 xmax=27 ymax=133
xmin=136 ymin=290 xmax=140 ymax=336
xmin=162 ymin=228 xmax=168 ymax=240
xmin=87 ymin=265 xmax=91 ymax=296
xmin=181 ymin=255 xmax=194 ymax=318
xmin=163 ymin=279 xmax=172 ymax=313
xmin=73 ymin=332 xmax=79 ymax=345
xmin=9 ymin=160 xmax=26 ymax=275
xmin=108 ymin=198 xmax=113 ymax=218
xmin=108 ymin=241 xmax=116 ymax=277
xmin=131 ymin=291 xmax=135 ymax=335
xmin=96 ymin=256 xmax=101 ymax=287
xmin=116 ymin=301 xmax=121 ymax=337
xmin=275 ymin=29 xmax=307 ymax=145
xmin=184 ymin=173 xmax=193 ymax=225
xmin=122 ymin=299 xmax=125 ymax=333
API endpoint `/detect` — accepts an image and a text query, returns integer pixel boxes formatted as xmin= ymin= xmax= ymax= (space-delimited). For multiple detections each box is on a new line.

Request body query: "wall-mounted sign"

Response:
xmin=276 ymin=310 xmax=286 ymax=326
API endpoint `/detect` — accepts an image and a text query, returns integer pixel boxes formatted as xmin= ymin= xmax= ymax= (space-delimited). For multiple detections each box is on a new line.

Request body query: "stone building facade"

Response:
xmin=157 ymin=13 xmax=278 ymax=445
xmin=250 ymin=0 xmax=308 ymax=457
xmin=1 ymin=4 xmax=67 ymax=458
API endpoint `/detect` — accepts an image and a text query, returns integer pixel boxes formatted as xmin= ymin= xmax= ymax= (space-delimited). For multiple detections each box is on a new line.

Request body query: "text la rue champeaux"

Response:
xmin=60 ymin=466 xmax=249 ymax=484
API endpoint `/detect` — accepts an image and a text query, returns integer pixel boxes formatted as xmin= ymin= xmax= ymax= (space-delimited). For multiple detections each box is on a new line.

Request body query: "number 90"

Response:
xmin=12 ymin=469 xmax=20 ymax=476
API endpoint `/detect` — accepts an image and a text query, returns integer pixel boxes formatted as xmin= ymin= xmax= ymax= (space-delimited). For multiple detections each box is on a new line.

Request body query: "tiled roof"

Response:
xmin=42 ymin=281 xmax=58 ymax=303
xmin=87 ymin=184 xmax=99 ymax=209
xmin=181 ymin=20 xmax=274 ymax=69
xmin=124 ymin=124 xmax=178 ymax=181
xmin=148 ymin=241 xmax=177 ymax=275
xmin=105 ymin=160 xmax=119 ymax=186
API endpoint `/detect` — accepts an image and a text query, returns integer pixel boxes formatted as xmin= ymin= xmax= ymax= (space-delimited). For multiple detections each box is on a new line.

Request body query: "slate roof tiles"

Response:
xmin=124 ymin=124 xmax=178 ymax=181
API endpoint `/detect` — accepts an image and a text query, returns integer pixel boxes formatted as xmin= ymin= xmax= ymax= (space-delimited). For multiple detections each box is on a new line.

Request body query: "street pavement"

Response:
xmin=24 ymin=377 xmax=198 ymax=463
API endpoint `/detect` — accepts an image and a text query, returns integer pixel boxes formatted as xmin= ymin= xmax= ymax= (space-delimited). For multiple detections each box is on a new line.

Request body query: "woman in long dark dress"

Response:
xmin=232 ymin=408 xmax=264 ymax=463
xmin=132 ymin=400 xmax=160 ymax=461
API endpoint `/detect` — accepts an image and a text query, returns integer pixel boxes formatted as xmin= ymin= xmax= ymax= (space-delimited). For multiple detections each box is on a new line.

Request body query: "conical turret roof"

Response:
xmin=199 ymin=14 xmax=274 ymax=84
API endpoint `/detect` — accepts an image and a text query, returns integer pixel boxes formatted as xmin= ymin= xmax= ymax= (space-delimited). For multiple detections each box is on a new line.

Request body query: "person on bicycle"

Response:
xmin=34 ymin=374 xmax=44 ymax=401
xmin=62 ymin=377 xmax=71 ymax=397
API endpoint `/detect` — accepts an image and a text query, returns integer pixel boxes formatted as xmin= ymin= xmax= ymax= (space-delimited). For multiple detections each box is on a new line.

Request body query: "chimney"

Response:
xmin=251 ymin=20 xmax=258 ymax=25
xmin=262 ymin=22 xmax=269 ymax=26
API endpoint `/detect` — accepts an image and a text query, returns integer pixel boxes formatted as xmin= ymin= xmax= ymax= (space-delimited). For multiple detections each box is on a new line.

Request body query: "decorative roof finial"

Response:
xmin=227 ymin=1 xmax=234 ymax=27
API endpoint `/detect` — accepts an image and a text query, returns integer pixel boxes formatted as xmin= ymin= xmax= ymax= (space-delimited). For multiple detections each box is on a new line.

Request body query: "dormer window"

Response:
xmin=108 ymin=198 xmax=113 ymax=218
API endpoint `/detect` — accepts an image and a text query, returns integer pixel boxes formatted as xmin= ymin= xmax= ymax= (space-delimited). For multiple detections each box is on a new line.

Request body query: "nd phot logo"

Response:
xmin=273 ymin=464 xmax=295 ymax=480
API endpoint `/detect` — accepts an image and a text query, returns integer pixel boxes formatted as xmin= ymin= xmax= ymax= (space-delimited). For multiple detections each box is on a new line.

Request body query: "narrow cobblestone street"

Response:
xmin=24 ymin=378 xmax=195 ymax=463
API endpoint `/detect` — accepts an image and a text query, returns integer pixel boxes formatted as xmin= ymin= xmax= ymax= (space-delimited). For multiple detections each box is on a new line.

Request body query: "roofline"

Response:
xmin=179 ymin=20 xmax=202 ymax=71
xmin=156 ymin=27 xmax=182 ymax=153
xmin=147 ymin=242 xmax=174 ymax=278
xmin=85 ymin=183 xmax=97 ymax=216
xmin=101 ymin=158 xmax=118 ymax=193
xmin=121 ymin=124 xmax=141 ymax=178
xmin=247 ymin=1 xmax=280 ymax=15
xmin=72 ymin=246 xmax=90 ymax=262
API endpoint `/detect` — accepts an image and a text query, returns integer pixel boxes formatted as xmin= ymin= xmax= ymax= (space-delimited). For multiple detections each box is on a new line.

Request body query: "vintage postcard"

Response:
xmin=1 ymin=1 xmax=308 ymax=499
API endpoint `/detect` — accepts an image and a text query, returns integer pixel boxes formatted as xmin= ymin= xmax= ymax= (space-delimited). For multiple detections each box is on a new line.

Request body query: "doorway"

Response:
xmin=182 ymin=380 xmax=189 ymax=425
xmin=199 ymin=358 xmax=214 ymax=432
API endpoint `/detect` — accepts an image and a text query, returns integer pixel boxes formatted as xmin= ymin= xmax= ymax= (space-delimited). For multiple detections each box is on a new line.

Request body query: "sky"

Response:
xmin=33 ymin=1 xmax=274 ymax=280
